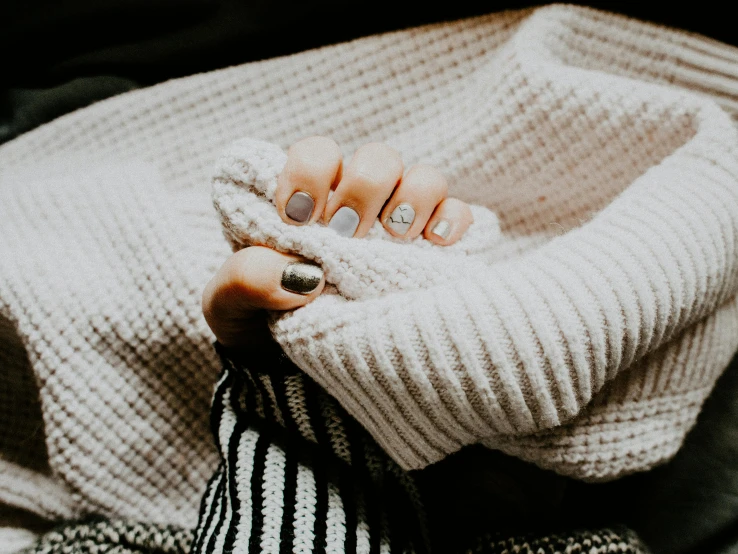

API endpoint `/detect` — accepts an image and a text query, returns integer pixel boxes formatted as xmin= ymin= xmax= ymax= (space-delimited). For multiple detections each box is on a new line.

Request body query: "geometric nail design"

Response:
xmin=285 ymin=191 xmax=314 ymax=224
xmin=386 ymin=203 xmax=415 ymax=236
xmin=431 ymin=220 xmax=451 ymax=240
xmin=281 ymin=262 xmax=323 ymax=295
xmin=328 ymin=206 xmax=360 ymax=237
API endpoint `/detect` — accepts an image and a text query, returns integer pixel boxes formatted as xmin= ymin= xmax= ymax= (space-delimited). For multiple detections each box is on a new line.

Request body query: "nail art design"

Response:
xmin=431 ymin=220 xmax=451 ymax=240
xmin=281 ymin=262 xmax=323 ymax=295
xmin=386 ymin=203 xmax=415 ymax=236
xmin=285 ymin=191 xmax=314 ymax=223
xmin=328 ymin=206 xmax=360 ymax=237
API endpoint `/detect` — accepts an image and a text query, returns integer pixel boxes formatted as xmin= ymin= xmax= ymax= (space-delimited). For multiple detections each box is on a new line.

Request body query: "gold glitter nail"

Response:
xmin=281 ymin=262 xmax=323 ymax=295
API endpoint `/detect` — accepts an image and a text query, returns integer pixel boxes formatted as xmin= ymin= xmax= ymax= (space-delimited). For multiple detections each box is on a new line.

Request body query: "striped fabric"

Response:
xmin=20 ymin=517 xmax=192 ymax=554
xmin=191 ymin=343 xmax=430 ymax=554
xmin=18 ymin=342 xmax=649 ymax=554
xmin=191 ymin=343 xmax=650 ymax=554
xmin=18 ymin=516 xmax=647 ymax=554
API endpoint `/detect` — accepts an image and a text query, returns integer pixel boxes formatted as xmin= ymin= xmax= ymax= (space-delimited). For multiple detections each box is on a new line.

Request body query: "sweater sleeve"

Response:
xmin=212 ymin=6 xmax=738 ymax=478
xmin=213 ymin=98 xmax=738 ymax=475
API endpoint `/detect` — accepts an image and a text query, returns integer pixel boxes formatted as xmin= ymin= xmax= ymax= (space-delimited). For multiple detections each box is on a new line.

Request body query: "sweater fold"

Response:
xmin=2 ymin=3 xmax=738 ymax=528
xmin=213 ymin=6 xmax=738 ymax=477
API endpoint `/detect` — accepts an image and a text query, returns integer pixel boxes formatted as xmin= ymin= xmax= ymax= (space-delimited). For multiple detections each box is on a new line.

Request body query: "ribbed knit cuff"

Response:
xmin=198 ymin=340 xmax=430 ymax=554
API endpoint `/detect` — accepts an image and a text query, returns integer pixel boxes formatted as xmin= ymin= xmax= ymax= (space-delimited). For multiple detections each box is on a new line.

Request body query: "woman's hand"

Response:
xmin=202 ymin=136 xmax=473 ymax=348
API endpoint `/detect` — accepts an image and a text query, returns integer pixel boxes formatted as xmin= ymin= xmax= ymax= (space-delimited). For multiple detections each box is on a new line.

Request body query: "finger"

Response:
xmin=380 ymin=164 xmax=448 ymax=239
xmin=424 ymin=198 xmax=474 ymax=246
xmin=202 ymin=246 xmax=325 ymax=346
xmin=323 ymin=142 xmax=403 ymax=238
xmin=276 ymin=136 xmax=343 ymax=225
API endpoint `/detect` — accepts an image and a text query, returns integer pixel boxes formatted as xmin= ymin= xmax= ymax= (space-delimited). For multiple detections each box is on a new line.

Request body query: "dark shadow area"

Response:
xmin=1 ymin=1 xmax=736 ymax=144
xmin=566 ymin=354 xmax=738 ymax=554
xmin=0 ymin=314 xmax=49 ymax=473
xmin=415 ymin=353 xmax=738 ymax=554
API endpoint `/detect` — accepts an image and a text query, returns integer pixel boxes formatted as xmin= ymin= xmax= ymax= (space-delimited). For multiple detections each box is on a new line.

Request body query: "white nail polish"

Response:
xmin=386 ymin=203 xmax=415 ymax=236
xmin=431 ymin=220 xmax=451 ymax=239
xmin=328 ymin=206 xmax=360 ymax=237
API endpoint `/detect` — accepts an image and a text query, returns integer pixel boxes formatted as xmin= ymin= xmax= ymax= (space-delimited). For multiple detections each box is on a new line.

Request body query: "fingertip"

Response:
xmin=280 ymin=260 xmax=326 ymax=301
xmin=276 ymin=136 xmax=343 ymax=226
xmin=380 ymin=163 xmax=448 ymax=239
xmin=425 ymin=198 xmax=473 ymax=245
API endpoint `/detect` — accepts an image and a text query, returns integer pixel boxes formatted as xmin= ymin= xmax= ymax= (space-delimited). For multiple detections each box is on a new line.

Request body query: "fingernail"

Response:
xmin=431 ymin=220 xmax=451 ymax=240
xmin=281 ymin=262 xmax=323 ymax=295
xmin=285 ymin=191 xmax=314 ymax=224
xmin=328 ymin=206 xmax=360 ymax=237
xmin=385 ymin=203 xmax=415 ymax=236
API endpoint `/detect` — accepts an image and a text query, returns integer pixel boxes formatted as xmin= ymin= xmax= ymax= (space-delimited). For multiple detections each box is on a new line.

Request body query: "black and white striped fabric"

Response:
xmin=19 ymin=516 xmax=647 ymax=554
xmin=21 ymin=517 xmax=192 ymax=553
xmin=191 ymin=343 xmax=430 ymax=554
xmin=20 ymin=342 xmax=649 ymax=554
xmin=191 ymin=343 xmax=650 ymax=554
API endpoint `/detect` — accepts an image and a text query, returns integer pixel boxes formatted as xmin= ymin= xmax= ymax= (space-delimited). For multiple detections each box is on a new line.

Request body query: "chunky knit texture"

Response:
xmin=194 ymin=344 xmax=648 ymax=554
xmin=14 ymin=347 xmax=651 ymax=554
xmin=213 ymin=39 xmax=738 ymax=477
xmin=20 ymin=518 xmax=193 ymax=554
xmin=2 ymin=3 xmax=738 ymax=532
xmin=21 ymin=520 xmax=650 ymax=554
xmin=193 ymin=344 xmax=429 ymax=554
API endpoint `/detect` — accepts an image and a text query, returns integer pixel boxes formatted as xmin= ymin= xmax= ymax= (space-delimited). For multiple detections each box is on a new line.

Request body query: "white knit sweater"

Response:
xmin=2 ymin=3 xmax=738 ymax=540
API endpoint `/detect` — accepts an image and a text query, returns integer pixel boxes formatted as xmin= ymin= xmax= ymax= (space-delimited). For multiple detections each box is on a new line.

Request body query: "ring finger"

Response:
xmin=380 ymin=164 xmax=448 ymax=239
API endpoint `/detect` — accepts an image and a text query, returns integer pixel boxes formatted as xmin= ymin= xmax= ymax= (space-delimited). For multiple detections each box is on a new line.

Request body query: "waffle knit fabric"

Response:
xmin=2 ymin=3 xmax=738 ymax=535
xmin=17 ymin=345 xmax=652 ymax=554
xmin=21 ymin=521 xmax=649 ymax=554
xmin=212 ymin=26 xmax=738 ymax=477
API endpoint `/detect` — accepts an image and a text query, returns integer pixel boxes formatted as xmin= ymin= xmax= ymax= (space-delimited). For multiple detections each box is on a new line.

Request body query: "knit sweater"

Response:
xmin=2 ymin=3 xmax=738 ymax=539
xmin=213 ymin=14 xmax=738 ymax=477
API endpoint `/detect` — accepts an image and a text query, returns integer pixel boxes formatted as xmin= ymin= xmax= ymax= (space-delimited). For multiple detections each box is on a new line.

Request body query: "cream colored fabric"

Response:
xmin=0 ymin=528 xmax=39 ymax=554
xmin=1 ymin=4 xmax=738 ymax=531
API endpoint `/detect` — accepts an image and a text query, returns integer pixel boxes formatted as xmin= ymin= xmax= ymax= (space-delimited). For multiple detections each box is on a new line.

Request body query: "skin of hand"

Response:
xmin=202 ymin=136 xmax=474 ymax=348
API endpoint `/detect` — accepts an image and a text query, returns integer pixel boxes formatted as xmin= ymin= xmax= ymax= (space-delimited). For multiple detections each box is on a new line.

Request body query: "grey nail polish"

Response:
xmin=386 ymin=203 xmax=415 ymax=236
xmin=431 ymin=220 xmax=451 ymax=239
xmin=281 ymin=262 xmax=323 ymax=295
xmin=328 ymin=206 xmax=360 ymax=237
xmin=285 ymin=191 xmax=314 ymax=223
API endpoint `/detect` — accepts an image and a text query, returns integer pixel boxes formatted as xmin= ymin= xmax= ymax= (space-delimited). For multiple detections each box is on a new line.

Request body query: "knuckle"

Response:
xmin=224 ymin=249 xmax=257 ymax=290
xmin=302 ymin=135 xmax=340 ymax=153
xmin=293 ymin=136 xmax=341 ymax=162
xmin=287 ymin=136 xmax=341 ymax=182
xmin=350 ymin=170 xmax=394 ymax=193
xmin=284 ymin=157 xmax=324 ymax=185
xmin=291 ymin=135 xmax=338 ymax=154
xmin=347 ymin=143 xmax=404 ymax=192
xmin=356 ymin=142 xmax=403 ymax=172
xmin=407 ymin=164 xmax=448 ymax=195
xmin=448 ymin=197 xmax=471 ymax=213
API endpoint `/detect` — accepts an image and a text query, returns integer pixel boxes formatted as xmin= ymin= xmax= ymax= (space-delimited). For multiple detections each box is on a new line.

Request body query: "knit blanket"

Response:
xmin=1 ymin=3 xmax=738 ymax=532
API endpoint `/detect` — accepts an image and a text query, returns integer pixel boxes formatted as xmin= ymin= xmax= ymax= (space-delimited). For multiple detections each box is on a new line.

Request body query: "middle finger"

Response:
xmin=323 ymin=142 xmax=404 ymax=238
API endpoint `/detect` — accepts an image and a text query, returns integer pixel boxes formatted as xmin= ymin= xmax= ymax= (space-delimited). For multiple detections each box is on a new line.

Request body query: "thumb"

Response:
xmin=202 ymin=246 xmax=325 ymax=347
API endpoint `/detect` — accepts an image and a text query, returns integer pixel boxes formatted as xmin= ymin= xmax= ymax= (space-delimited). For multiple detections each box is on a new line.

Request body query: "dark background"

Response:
xmin=1 ymin=1 xmax=735 ymax=143
xmin=2 ymin=3 xmax=738 ymax=553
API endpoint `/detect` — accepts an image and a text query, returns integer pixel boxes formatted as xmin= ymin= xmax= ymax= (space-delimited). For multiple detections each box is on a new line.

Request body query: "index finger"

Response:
xmin=275 ymin=136 xmax=343 ymax=225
